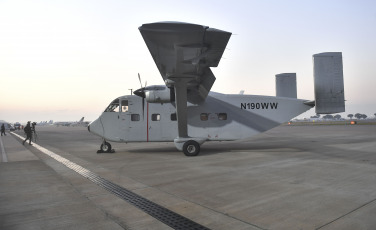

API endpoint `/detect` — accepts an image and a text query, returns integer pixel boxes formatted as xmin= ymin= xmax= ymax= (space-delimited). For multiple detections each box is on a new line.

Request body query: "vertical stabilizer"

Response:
xmin=276 ymin=73 xmax=297 ymax=98
xmin=313 ymin=52 xmax=345 ymax=114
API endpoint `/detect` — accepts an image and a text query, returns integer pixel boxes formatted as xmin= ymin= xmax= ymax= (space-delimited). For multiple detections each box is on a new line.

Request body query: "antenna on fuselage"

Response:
xmin=129 ymin=89 xmax=133 ymax=95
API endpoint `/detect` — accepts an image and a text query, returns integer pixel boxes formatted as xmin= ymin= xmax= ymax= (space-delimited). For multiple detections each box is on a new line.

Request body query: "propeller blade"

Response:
xmin=134 ymin=73 xmax=146 ymax=97
xmin=138 ymin=73 xmax=142 ymax=88
xmin=137 ymin=73 xmax=145 ymax=120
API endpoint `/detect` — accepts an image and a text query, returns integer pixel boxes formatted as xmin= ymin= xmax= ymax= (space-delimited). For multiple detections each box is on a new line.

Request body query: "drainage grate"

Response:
xmin=11 ymin=132 xmax=209 ymax=230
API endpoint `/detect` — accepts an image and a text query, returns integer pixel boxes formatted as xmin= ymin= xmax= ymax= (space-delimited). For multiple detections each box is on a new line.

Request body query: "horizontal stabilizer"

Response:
xmin=313 ymin=52 xmax=345 ymax=114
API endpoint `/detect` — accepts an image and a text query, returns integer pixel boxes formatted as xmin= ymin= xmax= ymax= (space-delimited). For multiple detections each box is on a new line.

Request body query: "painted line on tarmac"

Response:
xmin=0 ymin=135 xmax=8 ymax=162
xmin=11 ymin=132 xmax=209 ymax=230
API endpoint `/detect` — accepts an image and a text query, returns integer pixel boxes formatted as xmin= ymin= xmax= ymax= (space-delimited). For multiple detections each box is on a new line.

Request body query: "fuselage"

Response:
xmin=88 ymin=92 xmax=313 ymax=143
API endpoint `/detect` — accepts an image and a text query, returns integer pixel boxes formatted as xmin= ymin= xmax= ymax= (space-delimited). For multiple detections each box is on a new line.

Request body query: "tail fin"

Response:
xmin=313 ymin=52 xmax=345 ymax=114
xmin=275 ymin=73 xmax=297 ymax=98
xmin=79 ymin=117 xmax=84 ymax=122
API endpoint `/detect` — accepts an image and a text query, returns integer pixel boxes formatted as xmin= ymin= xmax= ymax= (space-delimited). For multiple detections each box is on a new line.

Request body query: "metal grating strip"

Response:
xmin=11 ymin=132 xmax=209 ymax=230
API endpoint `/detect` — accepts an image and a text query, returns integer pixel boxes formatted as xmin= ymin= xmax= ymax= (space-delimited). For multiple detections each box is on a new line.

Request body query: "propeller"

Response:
xmin=134 ymin=73 xmax=147 ymax=119
xmin=134 ymin=73 xmax=146 ymax=98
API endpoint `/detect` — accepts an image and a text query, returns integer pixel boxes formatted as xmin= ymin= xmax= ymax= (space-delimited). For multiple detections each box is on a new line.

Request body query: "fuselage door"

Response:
xmin=124 ymin=96 xmax=146 ymax=142
xmin=119 ymin=99 xmax=130 ymax=141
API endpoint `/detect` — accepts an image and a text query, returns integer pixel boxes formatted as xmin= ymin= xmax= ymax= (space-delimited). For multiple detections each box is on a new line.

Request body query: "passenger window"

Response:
xmin=200 ymin=113 xmax=208 ymax=121
xmin=151 ymin=114 xmax=160 ymax=121
xmin=171 ymin=113 xmax=177 ymax=121
xmin=218 ymin=113 xmax=227 ymax=120
xmin=131 ymin=114 xmax=140 ymax=121
xmin=121 ymin=100 xmax=128 ymax=112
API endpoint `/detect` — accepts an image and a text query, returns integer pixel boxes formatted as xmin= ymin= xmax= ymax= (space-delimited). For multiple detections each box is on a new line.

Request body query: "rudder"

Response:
xmin=313 ymin=52 xmax=345 ymax=114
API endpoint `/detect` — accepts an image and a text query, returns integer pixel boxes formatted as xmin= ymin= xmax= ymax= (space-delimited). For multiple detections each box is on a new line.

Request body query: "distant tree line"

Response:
xmin=346 ymin=113 xmax=368 ymax=119
xmin=310 ymin=113 xmax=374 ymax=120
xmin=321 ymin=114 xmax=342 ymax=120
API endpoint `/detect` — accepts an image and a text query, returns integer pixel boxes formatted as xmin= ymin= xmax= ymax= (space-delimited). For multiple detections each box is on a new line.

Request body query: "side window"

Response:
xmin=200 ymin=113 xmax=208 ymax=121
xmin=218 ymin=113 xmax=227 ymax=120
xmin=151 ymin=114 xmax=160 ymax=121
xmin=131 ymin=114 xmax=140 ymax=121
xmin=171 ymin=113 xmax=177 ymax=121
xmin=121 ymin=100 xmax=128 ymax=112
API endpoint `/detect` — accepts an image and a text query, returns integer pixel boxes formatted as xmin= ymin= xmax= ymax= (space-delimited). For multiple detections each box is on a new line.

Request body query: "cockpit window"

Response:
xmin=105 ymin=99 xmax=119 ymax=112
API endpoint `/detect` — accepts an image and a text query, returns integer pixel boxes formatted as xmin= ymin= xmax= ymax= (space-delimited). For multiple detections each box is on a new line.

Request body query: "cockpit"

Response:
xmin=104 ymin=98 xmax=128 ymax=112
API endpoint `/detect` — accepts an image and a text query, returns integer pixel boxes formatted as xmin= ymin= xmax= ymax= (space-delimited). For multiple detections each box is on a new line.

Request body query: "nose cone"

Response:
xmin=88 ymin=118 xmax=103 ymax=137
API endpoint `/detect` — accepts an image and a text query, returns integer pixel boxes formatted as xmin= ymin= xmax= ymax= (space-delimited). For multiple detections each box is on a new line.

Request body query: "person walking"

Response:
xmin=1 ymin=124 xmax=6 ymax=136
xmin=23 ymin=121 xmax=33 ymax=145
xmin=31 ymin=122 xmax=36 ymax=133
xmin=31 ymin=122 xmax=37 ymax=142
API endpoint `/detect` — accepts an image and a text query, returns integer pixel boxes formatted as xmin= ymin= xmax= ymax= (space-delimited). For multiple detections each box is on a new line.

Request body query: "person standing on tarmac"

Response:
xmin=1 ymin=124 xmax=6 ymax=136
xmin=23 ymin=121 xmax=33 ymax=145
xmin=31 ymin=122 xmax=36 ymax=133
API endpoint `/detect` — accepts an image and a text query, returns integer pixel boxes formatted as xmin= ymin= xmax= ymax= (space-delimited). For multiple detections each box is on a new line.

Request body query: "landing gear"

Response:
xmin=174 ymin=138 xmax=205 ymax=157
xmin=97 ymin=141 xmax=115 ymax=153
xmin=101 ymin=142 xmax=111 ymax=152
xmin=183 ymin=140 xmax=200 ymax=156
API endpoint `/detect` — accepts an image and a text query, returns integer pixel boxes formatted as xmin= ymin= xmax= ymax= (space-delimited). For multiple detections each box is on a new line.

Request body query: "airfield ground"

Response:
xmin=1 ymin=124 xmax=376 ymax=230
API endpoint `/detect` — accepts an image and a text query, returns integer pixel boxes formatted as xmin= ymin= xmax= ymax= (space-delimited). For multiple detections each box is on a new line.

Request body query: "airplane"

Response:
xmin=37 ymin=120 xmax=54 ymax=126
xmin=88 ymin=22 xmax=345 ymax=156
xmin=55 ymin=117 xmax=87 ymax=127
xmin=0 ymin=120 xmax=15 ymax=131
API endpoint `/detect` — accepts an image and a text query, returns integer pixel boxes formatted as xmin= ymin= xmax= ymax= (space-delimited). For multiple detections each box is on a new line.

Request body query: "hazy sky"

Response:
xmin=1 ymin=0 xmax=375 ymax=123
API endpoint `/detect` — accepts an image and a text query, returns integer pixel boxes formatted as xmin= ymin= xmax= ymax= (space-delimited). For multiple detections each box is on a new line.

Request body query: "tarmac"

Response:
xmin=1 ymin=124 xmax=376 ymax=230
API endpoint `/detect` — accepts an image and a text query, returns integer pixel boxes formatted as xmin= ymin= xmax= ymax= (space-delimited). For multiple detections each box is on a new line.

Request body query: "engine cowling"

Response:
xmin=134 ymin=85 xmax=175 ymax=103
xmin=145 ymin=89 xmax=172 ymax=103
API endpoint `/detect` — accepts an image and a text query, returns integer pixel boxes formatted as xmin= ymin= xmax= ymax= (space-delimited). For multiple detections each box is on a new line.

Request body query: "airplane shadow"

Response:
xmin=125 ymin=140 xmax=293 ymax=157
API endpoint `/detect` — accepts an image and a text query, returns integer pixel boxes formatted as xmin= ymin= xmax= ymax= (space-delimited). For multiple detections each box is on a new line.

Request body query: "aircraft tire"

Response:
xmin=100 ymin=142 xmax=112 ymax=153
xmin=183 ymin=140 xmax=200 ymax=156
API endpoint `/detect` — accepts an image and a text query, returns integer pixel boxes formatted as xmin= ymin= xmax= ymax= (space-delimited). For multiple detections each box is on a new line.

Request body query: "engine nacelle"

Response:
xmin=145 ymin=87 xmax=173 ymax=103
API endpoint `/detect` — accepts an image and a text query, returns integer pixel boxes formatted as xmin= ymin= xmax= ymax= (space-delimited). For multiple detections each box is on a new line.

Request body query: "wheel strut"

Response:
xmin=97 ymin=140 xmax=115 ymax=153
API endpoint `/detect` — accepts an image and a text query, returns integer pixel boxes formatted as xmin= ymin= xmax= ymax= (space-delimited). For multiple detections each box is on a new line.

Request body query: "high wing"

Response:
xmin=139 ymin=22 xmax=231 ymax=143
xmin=139 ymin=22 xmax=232 ymax=104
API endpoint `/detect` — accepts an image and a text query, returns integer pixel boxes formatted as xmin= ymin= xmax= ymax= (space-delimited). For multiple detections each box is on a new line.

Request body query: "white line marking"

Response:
xmin=0 ymin=135 xmax=8 ymax=162
xmin=10 ymin=132 xmax=210 ymax=229
xmin=11 ymin=132 xmax=82 ymax=169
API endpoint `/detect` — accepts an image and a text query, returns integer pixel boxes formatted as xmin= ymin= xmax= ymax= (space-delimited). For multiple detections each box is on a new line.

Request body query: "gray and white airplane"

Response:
xmin=88 ymin=22 xmax=345 ymax=156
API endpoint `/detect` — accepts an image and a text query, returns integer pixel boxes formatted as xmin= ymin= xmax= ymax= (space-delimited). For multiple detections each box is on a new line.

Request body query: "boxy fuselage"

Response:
xmin=88 ymin=92 xmax=313 ymax=143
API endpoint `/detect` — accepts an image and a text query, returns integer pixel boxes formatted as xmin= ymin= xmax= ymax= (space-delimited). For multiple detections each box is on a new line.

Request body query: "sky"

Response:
xmin=1 ymin=0 xmax=375 ymax=123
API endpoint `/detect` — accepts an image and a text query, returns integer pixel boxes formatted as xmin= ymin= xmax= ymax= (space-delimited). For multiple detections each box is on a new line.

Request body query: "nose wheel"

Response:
xmin=97 ymin=141 xmax=115 ymax=153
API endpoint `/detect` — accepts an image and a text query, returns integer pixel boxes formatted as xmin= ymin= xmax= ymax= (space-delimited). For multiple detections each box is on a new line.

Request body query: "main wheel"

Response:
xmin=100 ymin=142 xmax=112 ymax=153
xmin=183 ymin=140 xmax=200 ymax=156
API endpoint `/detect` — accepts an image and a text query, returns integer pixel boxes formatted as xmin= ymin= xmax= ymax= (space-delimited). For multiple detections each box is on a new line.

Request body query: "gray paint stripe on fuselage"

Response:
xmin=204 ymin=96 xmax=280 ymax=132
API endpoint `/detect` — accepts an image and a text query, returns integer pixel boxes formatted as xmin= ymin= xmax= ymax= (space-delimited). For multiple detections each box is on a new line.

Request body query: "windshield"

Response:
xmin=104 ymin=98 xmax=119 ymax=112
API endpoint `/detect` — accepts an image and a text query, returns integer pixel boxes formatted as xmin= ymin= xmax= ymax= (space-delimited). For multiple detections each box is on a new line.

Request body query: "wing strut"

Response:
xmin=169 ymin=77 xmax=207 ymax=156
xmin=172 ymin=78 xmax=190 ymax=138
